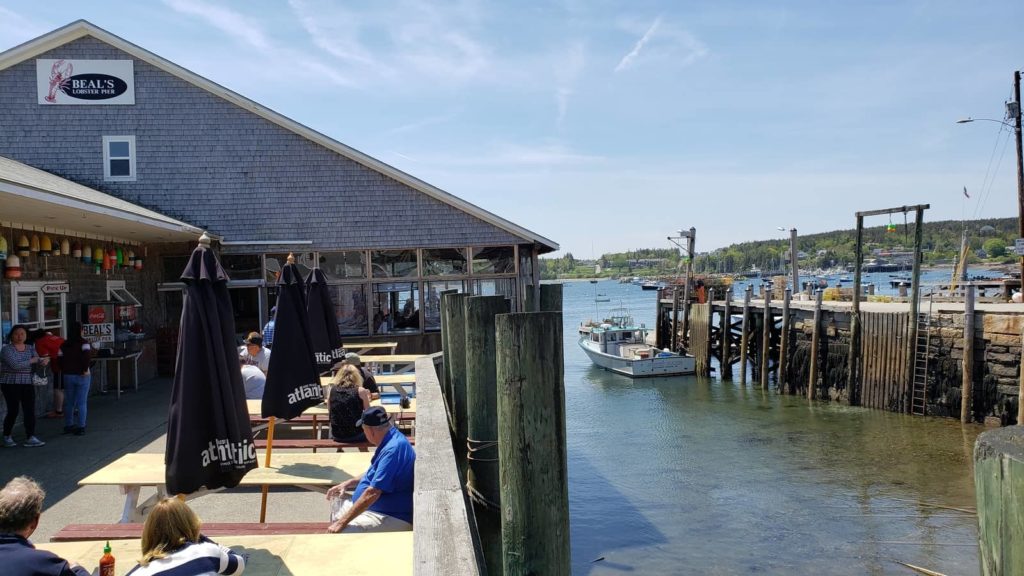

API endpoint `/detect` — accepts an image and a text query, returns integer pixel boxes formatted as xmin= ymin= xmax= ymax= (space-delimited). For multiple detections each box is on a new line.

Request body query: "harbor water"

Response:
xmin=564 ymin=279 xmax=981 ymax=575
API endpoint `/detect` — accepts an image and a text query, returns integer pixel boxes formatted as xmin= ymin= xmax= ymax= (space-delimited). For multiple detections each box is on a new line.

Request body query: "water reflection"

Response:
xmin=561 ymin=280 xmax=980 ymax=575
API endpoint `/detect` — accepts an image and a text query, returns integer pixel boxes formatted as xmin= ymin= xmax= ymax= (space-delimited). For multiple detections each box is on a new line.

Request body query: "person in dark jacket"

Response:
xmin=58 ymin=323 xmax=94 ymax=436
xmin=0 ymin=476 xmax=89 ymax=576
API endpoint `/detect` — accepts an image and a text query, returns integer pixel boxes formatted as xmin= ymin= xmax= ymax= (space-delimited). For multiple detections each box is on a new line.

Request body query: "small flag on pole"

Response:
xmin=963 ymin=186 xmax=970 ymax=199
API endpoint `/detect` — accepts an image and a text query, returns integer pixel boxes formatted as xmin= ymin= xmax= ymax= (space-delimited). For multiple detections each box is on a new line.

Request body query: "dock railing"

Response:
xmin=413 ymin=353 xmax=483 ymax=576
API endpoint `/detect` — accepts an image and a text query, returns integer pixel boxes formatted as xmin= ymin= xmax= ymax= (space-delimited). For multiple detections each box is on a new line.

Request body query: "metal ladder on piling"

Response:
xmin=910 ymin=296 xmax=933 ymax=416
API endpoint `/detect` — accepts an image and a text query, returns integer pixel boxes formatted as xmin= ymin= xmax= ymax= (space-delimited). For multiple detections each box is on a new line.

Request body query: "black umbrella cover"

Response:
xmin=165 ymin=241 xmax=257 ymax=495
xmin=261 ymin=260 xmax=324 ymax=419
xmin=306 ymin=268 xmax=345 ymax=373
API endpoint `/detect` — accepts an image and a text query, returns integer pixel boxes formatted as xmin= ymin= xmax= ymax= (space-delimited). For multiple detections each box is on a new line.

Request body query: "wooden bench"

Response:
xmin=254 ymin=437 xmax=415 ymax=452
xmin=52 ymin=522 xmax=332 ymax=542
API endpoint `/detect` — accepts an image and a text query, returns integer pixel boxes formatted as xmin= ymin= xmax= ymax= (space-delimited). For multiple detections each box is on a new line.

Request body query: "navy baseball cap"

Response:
xmin=355 ymin=406 xmax=390 ymax=427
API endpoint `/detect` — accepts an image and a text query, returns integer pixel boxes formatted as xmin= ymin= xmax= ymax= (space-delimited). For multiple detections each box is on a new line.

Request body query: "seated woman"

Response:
xmin=328 ymin=364 xmax=371 ymax=444
xmin=128 ymin=497 xmax=245 ymax=576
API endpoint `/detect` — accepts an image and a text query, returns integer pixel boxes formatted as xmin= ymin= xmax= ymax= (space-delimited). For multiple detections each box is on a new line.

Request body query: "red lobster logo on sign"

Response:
xmin=45 ymin=59 xmax=73 ymax=103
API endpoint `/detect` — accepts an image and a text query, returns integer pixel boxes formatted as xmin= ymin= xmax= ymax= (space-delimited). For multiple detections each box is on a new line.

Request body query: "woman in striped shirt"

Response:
xmin=1 ymin=325 xmax=49 ymax=448
xmin=126 ymin=498 xmax=245 ymax=576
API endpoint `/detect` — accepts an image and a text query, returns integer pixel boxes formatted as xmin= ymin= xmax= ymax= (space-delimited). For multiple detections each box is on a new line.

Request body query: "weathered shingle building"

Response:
xmin=0 ymin=21 xmax=555 ymax=392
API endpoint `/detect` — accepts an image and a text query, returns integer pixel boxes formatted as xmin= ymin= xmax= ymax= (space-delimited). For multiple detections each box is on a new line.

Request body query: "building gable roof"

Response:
xmin=0 ymin=20 xmax=557 ymax=253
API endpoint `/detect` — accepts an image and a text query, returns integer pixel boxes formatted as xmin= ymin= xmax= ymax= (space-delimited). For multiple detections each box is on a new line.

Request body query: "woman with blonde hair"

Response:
xmin=127 ymin=498 xmax=245 ymax=575
xmin=329 ymin=364 xmax=371 ymax=443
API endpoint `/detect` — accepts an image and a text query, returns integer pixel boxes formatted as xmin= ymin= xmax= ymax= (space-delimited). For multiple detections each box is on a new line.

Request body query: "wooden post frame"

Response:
xmin=848 ymin=214 xmax=864 ymax=405
xmin=496 ymin=312 xmax=570 ymax=575
xmin=680 ymin=227 xmax=696 ymax=351
xmin=961 ymin=284 xmax=975 ymax=424
xmin=721 ymin=289 xmax=733 ymax=379
xmin=739 ymin=286 xmax=752 ymax=385
xmin=760 ymin=288 xmax=772 ymax=390
xmin=444 ymin=292 xmax=471 ymax=471
xmin=779 ymin=288 xmax=791 ymax=392
xmin=974 ymin=427 xmax=1024 ymax=575
xmin=464 ymin=295 xmax=510 ymax=576
xmin=808 ymin=289 xmax=823 ymax=401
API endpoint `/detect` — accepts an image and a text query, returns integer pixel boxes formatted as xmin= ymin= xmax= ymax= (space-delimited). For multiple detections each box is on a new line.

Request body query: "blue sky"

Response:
xmin=1 ymin=1 xmax=1022 ymax=257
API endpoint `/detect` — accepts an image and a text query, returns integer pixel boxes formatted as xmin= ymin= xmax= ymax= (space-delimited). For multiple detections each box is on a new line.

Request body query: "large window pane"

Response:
xmin=221 ymin=255 xmax=262 ymax=280
xmin=423 ymin=248 xmax=467 ymax=276
xmin=372 ymin=250 xmax=418 ymax=278
xmin=472 ymin=246 xmax=514 ymax=275
xmin=372 ymin=282 xmax=419 ymax=334
xmin=469 ymin=278 xmax=517 ymax=299
xmin=332 ymin=284 xmax=369 ymax=337
xmin=320 ymin=251 xmax=366 ymax=280
xmin=424 ymin=280 xmax=464 ymax=332
xmin=265 ymin=252 xmax=313 ymax=283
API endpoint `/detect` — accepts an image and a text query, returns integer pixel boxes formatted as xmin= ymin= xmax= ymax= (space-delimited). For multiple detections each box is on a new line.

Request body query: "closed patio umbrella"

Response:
xmin=306 ymin=267 xmax=345 ymax=374
xmin=261 ymin=254 xmax=324 ymax=420
xmin=165 ymin=233 xmax=257 ymax=495
xmin=258 ymin=253 xmax=324 ymax=520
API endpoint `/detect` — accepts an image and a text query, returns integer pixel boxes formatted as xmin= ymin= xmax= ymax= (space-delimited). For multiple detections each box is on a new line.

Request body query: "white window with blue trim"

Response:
xmin=102 ymin=135 xmax=136 ymax=181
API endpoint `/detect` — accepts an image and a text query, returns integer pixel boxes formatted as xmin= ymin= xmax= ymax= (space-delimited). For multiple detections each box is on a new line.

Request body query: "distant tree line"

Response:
xmin=539 ymin=218 xmax=1018 ymax=279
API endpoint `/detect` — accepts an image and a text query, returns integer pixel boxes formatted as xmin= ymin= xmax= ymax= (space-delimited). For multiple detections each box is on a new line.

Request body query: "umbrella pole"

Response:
xmin=259 ymin=416 xmax=276 ymax=523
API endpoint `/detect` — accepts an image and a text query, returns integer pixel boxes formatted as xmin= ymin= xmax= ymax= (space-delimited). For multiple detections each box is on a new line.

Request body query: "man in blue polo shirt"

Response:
xmin=326 ymin=406 xmax=415 ymax=533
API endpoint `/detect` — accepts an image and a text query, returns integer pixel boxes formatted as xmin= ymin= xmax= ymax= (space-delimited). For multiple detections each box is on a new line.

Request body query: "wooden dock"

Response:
xmin=658 ymin=294 xmax=1024 ymax=423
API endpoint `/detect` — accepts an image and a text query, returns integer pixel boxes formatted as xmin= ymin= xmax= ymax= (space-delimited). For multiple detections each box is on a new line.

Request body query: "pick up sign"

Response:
xmin=82 ymin=322 xmax=114 ymax=343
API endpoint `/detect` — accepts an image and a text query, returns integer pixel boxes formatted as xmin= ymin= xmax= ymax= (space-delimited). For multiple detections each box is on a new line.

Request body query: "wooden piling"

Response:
xmin=961 ymin=284 xmax=975 ymax=424
xmin=905 ymin=207 xmax=925 ymax=404
xmin=496 ymin=312 xmax=570 ymax=576
xmin=1020 ymin=323 xmax=1024 ymax=425
xmin=703 ymin=289 xmax=714 ymax=374
xmin=848 ymin=214 xmax=864 ymax=406
xmin=671 ymin=284 xmax=681 ymax=351
xmin=444 ymin=292 xmax=471 ymax=467
xmin=721 ymin=289 xmax=733 ymax=378
xmin=808 ymin=289 xmax=823 ymax=400
xmin=541 ymin=283 xmax=562 ymax=312
xmin=974 ymin=427 xmax=1024 ymax=575
xmin=760 ymin=289 xmax=772 ymax=390
xmin=778 ymin=288 xmax=791 ymax=392
xmin=439 ymin=289 xmax=459 ymax=410
xmin=739 ymin=286 xmax=752 ymax=384
xmin=465 ymin=295 xmax=510 ymax=576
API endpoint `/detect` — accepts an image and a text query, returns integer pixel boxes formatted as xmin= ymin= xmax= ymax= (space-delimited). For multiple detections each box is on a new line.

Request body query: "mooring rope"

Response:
xmin=466 ymin=437 xmax=498 ymax=462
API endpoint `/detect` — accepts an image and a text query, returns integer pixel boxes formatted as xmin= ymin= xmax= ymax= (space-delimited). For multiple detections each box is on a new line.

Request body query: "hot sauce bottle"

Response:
xmin=99 ymin=541 xmax=115 ymax=576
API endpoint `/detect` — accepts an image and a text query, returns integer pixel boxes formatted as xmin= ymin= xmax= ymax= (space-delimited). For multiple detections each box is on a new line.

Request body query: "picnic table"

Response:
xmin=320 ymin=372 xmax=416 ymax=396
xmin=38 ymin=532 xmax=412 ymax=575
xmin=247 ymin=398 xmax=417 ymax=440
xmin=342 ymin=341 xmax=398 ymax=355
xmin=79 ymin=451 xmax=370 ymax=523
xmin=357 ymin=354 xmax=425 ymax=374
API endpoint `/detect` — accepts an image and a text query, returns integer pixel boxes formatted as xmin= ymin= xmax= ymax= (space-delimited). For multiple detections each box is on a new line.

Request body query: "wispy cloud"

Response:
xmin=554 ymin=41 xmax=586 ymax=129
xmin=162 ymin=0 xmax=270 ymax=50
xmin=287 ymin=0 xmax=380 ymax=69
xmin=386 ymin=113 xmax=458 ymax=135
xmin=411 ymin=141 xmax=605 ymax=168
xmin=287 ymin=0 xmax=492 ymax=88
xmin=615 ymin=15 xmax=661 ymax=72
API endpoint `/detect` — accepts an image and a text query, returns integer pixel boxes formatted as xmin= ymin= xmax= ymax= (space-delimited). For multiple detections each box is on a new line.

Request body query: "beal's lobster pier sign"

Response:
xmin=36 ymin=59 xmax=135 ymax=105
